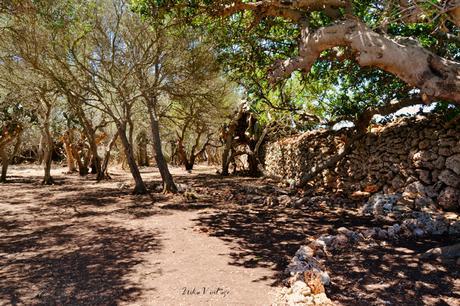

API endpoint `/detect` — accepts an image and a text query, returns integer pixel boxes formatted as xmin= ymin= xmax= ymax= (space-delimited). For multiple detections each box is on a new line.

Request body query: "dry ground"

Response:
xmin=0 ymin=164 xmax=458 ymax=306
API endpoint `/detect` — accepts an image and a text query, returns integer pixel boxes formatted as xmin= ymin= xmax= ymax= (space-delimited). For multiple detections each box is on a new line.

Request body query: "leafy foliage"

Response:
xmin=133 ymin=0 xmax=460 ymax=129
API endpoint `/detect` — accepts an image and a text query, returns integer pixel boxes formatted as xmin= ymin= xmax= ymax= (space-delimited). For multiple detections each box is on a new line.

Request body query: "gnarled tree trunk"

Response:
xmin=221 ymin=106 xmax=247 ymax=175
xmin=42 ymin=125 xmax=54 ymax=185
xmin=270 ymin=19 xmax=460 ymax=105
xmin=116 ymin=122 xmax=147 ymax=194
xmin=37 ymin=134 xmax=45 ymax=165
xmin=221 ymin=3 xmax=460 ymax=106
xmin=71 ymin=97 xmax=104 ymax=180
xmin=176 ymin=131 xmax=212 ymax=172
xmin=176 ymin=138 xmax=193 ymax=171
xmin=136 ymin=130 xmax=149 ymax=167
xmin=0 ymin=148 xmax=8 ymax=183
xmin=0 ymin=128 xmax=21 ymax=183
xmin=62 ymin=129 xmax=77 ymax=173
xmin=82 ymin=123 xmax=103 ymax=180
xmin=147 ymin=102 xmax=177 ymax=193
xmin=101 ymin=131 xmax=119 ymax=178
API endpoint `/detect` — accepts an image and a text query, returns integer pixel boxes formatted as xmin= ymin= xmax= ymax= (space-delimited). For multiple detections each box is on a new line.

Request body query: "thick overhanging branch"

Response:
xmin=355 ymin=96 xmax=426 ymax=131
xmin=220 ymin=1 xmax=303 ymax=21
xmin=269 ymin=19 xmax=460 ymax=106
xmin=272 ymin=0 xmax=346 ymax=10
xmin=219 ymin=0 xmax=347 ymax=21
xmin=364 ymin=96 xmax=425 ymax=117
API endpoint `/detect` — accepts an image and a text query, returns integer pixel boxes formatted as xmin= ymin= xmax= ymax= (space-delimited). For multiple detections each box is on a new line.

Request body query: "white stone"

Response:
xmin=317 ymin=235 xmax=335 ymax=246
xmin=289 ymin=292 xmax=308 ymax=304
xmin=320 ymin=271 xmax=331 ymax=286
xmin=301 ymin=287 xmax=312 ymax=296
xmin=291 ymin=281 xmax=308 ymax=293
xmin=295 ymin=245 xmax=314 ymax=260
xmin=337 ymin=226 xmax=352 ymax=236
xmin=313 ymin=293 xmax=332 ymax=305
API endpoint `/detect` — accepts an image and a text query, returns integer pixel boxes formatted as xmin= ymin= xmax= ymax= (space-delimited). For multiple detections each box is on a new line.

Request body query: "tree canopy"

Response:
xmin=133 ymin=0 xmax=460 ymax=129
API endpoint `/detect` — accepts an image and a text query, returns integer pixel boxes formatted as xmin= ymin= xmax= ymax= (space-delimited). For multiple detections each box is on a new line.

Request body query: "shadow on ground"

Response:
xmin=0 ymin=173 xmax=168 ymax=305
xmin=0 ymin=219 xmax=162 ymax=305
xmin=327 ymin=237 xmax=460 ymax=305
xmin=174 ymin=173 xmax=460 ymax=305
xmin=1 ymin=167 xmax=458 ymax=305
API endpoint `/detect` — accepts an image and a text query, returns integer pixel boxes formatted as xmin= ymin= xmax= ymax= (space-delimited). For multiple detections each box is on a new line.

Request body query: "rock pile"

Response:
xmin=265 ymin=115 xmax=460 ymax=211
xmin=361 ymin=193 xmax=460 ymax=237
xmin=275 ymin=226 xmax=372 ymax=305
xmin=361 ymin=193 xmax=401 ymax=216
xmin=275 ymin=244 xmax=334 ymax=305
xmin=275 ymin=205 xmax=459 ymax=305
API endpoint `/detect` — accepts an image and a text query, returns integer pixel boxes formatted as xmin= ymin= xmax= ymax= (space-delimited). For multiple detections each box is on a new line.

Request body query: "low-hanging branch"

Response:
xmin=269 ymin=20 xmax=460 ymax=105
xmin=217 ymin=1 xmax=460 ymax=106
xmin=220 ymin=0 xmax=347 ymax=20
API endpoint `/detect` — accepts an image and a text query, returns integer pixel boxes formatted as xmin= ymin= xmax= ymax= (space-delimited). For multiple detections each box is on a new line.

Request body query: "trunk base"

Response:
xmin=42 ymin=177 xmax=54 ymax=185
xmin=96 ymin=172 xmax=111 ymax=181
xmin=133 ymin=184 xmax=147 ymax=195
xmin=79 ymin=167 xmax=89 ymax=176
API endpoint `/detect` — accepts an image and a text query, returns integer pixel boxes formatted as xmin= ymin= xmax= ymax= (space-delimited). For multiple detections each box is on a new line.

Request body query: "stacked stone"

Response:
xmin=265 ymin=115 xmax=460 ymax=211
xmin=275 ymin=212 xmax=459 ymax=305
xmin=361 ymin=193 xmax=460 ymax=237
xmin=265 ymin=129 xmax=347 ymax=186
xmin=274 ymin=245 xmax=334 ymax=306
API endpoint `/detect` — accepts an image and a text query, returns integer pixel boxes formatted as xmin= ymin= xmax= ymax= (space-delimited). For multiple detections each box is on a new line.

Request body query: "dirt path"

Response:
xmin=1 ymin=165 xmax=458 ymax=305
xmin=0 ymin=165 xmax=277 ymax=306
xmin=122 ymin=210 xmax=277 ymax=306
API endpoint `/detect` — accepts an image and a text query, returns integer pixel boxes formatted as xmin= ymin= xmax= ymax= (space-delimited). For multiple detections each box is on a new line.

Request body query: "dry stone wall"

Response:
xmin=264 ymin=115 xmax=460 ymax=211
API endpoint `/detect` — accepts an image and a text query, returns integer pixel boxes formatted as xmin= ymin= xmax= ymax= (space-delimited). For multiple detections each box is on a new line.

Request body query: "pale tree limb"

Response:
xmin=269 ymin=19 xmax=460 ymax=105
xmin=219 ymin=0 xmax=348 ymax=21
xmin=355 ymin=95 xmax=427 ymax=131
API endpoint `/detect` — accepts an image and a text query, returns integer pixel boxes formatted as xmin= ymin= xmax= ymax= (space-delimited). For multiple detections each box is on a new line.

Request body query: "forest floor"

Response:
xmin=0 ymin=165 xmax=459 ymax=306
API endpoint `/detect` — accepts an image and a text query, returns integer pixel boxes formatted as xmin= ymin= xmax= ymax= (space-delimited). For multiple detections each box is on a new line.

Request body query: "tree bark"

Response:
xmin=0 ymin=148 xmax=8 ymax=183
xmin=42 ymin=129 xmax=54 ymax=185
xmin=220 ymin=3 xmax=460 ymax=105
xmin=62 ymin=129 xmax=77 ymax=173
xmin=221 ymin=105 xmax=248 ymax=175
xmin=72 ymin=143 xmax=89 ymax=176
xmin=177 ymin=138 xmax=192 ymax=170
xmin=0 ymin=128 xmax=22 ymax=183
xmin=269 ymin=19 xmax=460 ymax=105
xmin=38 ymin=96 xmax=54 ymax=185
xmin=82 ymin=123 xmax=103 ymax=180
xmin=136 ymin=131 xmax=149 ymax=167
xmin=221 ymin=131 xmax=234 ymax=176
xmin=147 ymin=102 xmax=178 ymax=193
xmin=73 ymin=103 xmax=104 ymax=180
xmin=354 ymin=96 xmax=426 ymax=132
xmin=247 ymin=124 xmax=270 ymax=176
xmin=186 ymin=131 xmax=213 ymax=171
xmin=101 ymin=131 xmax=119 ymax=178
xmin=116 ymin=123 xmax=147 ymax=194
xmin=37 ymin=134 xmax=45 ymax=165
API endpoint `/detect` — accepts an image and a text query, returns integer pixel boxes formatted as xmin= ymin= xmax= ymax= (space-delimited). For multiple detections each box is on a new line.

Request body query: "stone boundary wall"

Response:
xmin=264 ymin=115 xmax=460 ymax=211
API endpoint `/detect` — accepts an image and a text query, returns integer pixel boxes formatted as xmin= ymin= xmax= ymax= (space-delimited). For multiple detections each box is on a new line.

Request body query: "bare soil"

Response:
xmin=0 ymin=165 xmax=459 ymax=305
